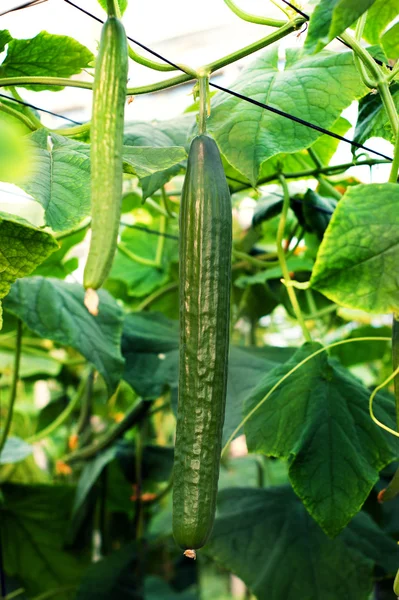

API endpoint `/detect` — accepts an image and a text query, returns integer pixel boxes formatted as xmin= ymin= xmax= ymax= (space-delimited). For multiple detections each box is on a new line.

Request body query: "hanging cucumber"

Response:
xmin=83 ymin=0 xmax=128 ymax=305
xmin=173 ymin=76 xmax=232 ymax=555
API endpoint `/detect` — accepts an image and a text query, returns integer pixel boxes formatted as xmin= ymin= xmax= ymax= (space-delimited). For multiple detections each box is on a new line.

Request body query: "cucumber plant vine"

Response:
xmin=0 ymin=1 xmax=398 ymax=599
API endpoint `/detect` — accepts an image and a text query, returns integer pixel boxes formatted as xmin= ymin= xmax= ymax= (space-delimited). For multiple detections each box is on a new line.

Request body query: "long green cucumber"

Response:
xmin=83 ymin=13 xmax=128 ymax=291
xmin=173 ymin=134 xmax=232 ymax=552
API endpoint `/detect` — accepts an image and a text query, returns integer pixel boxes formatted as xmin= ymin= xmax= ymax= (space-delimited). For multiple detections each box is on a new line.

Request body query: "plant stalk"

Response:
xmin=224 ymin=0 xmax=287 ymax=27
xmin=0 ymin=320 xmax=22 ymax=457
xmin=277 ymin=175 xmax=312 ymax=342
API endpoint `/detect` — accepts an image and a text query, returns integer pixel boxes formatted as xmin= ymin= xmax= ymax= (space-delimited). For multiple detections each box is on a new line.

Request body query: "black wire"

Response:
xmin=0 ymin=0 xmax=47 ymax=17
xmin=279 ymin=0 xmax=393 ymax=70
xmin=0 ymin=93 xmax=83 ymax=125
xmin=209 ymin=82 xmax=393 ymax=161
xmin=62 ymin=0 xmax=183 ymax=72
xmin=120 ymin=222 xmax=179 ymax=240
xmin=279 ymin=0 xmax=308 ymax=20
xmin=63 ymin=0 xmax=393 ymax=163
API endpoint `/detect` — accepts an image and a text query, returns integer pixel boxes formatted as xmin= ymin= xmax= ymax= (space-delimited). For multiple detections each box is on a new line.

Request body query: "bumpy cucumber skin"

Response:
xmin=173 ymin=134 xmax=232 ymax=550
xmin=84 ymin=16 xmax=128 ymax=290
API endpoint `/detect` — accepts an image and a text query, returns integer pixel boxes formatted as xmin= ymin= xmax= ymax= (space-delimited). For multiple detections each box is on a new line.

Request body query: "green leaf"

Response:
xmin=33 ymin=225 xmax=88 ymax=279
xmin=311 ymin=183 xmax=399 ymax=313
xmin=1 ymin=483 xmax=87 ymax=598
xmin=124 ymin=115 xmax=193 ymax=199
xmin=252 ymin=193 xmax=283 ymax=226
xmin=0 ymin=31 xmax=94 ymax=90
xmin=235 ymin=256 xmax=314 ymax=289
xmin=145 ymin=577 xmax=198 ymax=600
xmin=21 ymin=131 xmax=185 ymax=232
xmin=208 ymin=48 xmax=365 ymax=184
xmin=0 ymin=120 xmax=35 ymax=183
xmin=72 ymin=447 xmax=117 ymax=516
xmin=353 ymin=83 xmax=399 ymax=146
xmin=77 ymin=544 xmax=198 ymax=600
xmin=305 ymin=0 xmax=378 ymax=54
xmin=363 ymin=0 xmax=399 ymax=44
xmin=3 ymin=277 xmax=124 ymax=394
xmin=0 ymin=211 xmax=58 ymax=325
xmin=293 ymin=189 xmax=337 ymax=239
xmin=121 ymin=312 xmax=179 ymax=398
xmin=206 ymin=486 xmax=399 ymax=600
xmin=0 ymin=30 xmax=12 ymax=53
xmin=76 ymin=542 xmax=138 ymax=600
xmin=330 ymin=325 xmax=390 ymax=366
xmin=0 ymin=347 xmax=61 ymax=381
xmin=122 ymin=312 xmax=294 ymax=444
xmin=20 ymin=130 xmax=91 ymax=231
xmin=122 ymin=146 xmax=186 ymax=178
xmin=109 ymin=220 xmax=178 ymax=298
xmin=381 ymin=22 xmax=399 ymax=59
xmin=97 ymin=0 xmax=128 ymax=15
xmin=244 ymin=342 xmax=398 ymax=536
xmin=0 ymin=437 xmax=32 ymax=465
xmin=116 ymin=441 xmax=174 ymax=484
xmin=257 ymin=117 xmax=351 ymax=186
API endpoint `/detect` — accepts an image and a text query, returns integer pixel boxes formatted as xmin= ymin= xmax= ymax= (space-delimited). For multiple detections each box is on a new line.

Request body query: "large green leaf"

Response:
xmin=0 ymin=31 xmax=94 ymax=90
xmin=311 ymin=183 xmax=399 ymax=313
xmin=145 ymin=577 xmax=198 ymax=600
xmin=0 ymin=118 xmax=33 ymax=182
xmin=72 ymin=447 xmax=117 ymax=517
xmin=258 ymin=116 xmax=351 ymax=185
xmin=381 ymin=22 xmax=399 ymax=59
xmin=122 ymin=312 xmax=294 ymax=444
xmin=305 ymin=0 xmax=377 ymax=54
xmin=76 ymin=542 xmax=138 ymax=600
xmin=207 ymin=47 xmax=365 ymax=184
xmin=0 ymin=437 xmax=32 ymax=465
xmin=330 ymin=325 xmax=390 ymax=367
xmin=21 ymin=131 xmax=187 ymax=232
xmin=33 ymin=225 xmax=88 ymax=279
xmin=123 ymin=115 xmax=194 ymax=199
xmin=244 ymin=342 xmax=398 ymax=536
xmin=76 ymin=543 xmax=197 ymax=600
xmin=0 ymin=30 xmax=12 ymax=54
xmin=109 ymin=219 xmax=178 ymax=298
xmin=363 ymin=0 xmax=399 ymax=44
xmin=353 ymin=83 xmax=399 ymax=146
xmin=235 ymin=256 xmax=314 ymax=289
xmin=0 ymin=347 xmax=61 ymax=382
xmin=20 ymin=130 xmax=91 ymax=231
xmin=1 ymin=483 xmax=86 ymax=599
xmin=3 ymin=277 xmax=124 ymax=394
xmin=206 ymin=486 xmax=399 ymax=600
xmin=0 ymin=211 xmax=58 ymax=326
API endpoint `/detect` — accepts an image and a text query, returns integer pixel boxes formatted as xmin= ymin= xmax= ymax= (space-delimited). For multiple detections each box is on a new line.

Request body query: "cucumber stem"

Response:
xmin=198 ymin=73 xmax=209 ymax=135
xmin=106 ymin=0 xmax=118 ymax=18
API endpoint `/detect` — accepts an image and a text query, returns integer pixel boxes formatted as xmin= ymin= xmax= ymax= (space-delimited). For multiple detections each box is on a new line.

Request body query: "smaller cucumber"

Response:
xmin=83 ymin=13 xmax=128 ymax=292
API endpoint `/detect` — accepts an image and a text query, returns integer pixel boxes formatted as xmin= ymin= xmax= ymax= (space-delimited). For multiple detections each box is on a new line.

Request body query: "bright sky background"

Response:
xmin=0 ymin=0 xmax=394 ymax=218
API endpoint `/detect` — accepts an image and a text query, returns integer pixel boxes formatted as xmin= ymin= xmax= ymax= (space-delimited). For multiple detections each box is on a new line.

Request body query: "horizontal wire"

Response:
xmin=0 ymin=92 xmax=83 ymax=124
xmin=0 ymin=0 xmax=48 ymax=17
xmin=63 ymin=0 xmax=182 ymax=71
xmin=63 ymin=0 xmax=393 ymax=162
xmin=209 ymin=82 xmax=393 ymax=161
xmin=120 ymin=222 xmax=179 ymax=240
